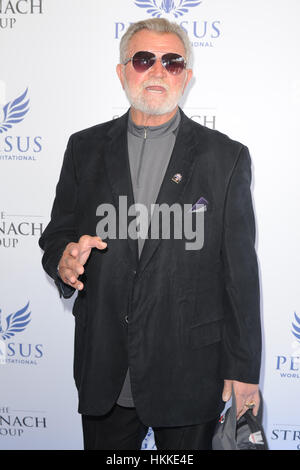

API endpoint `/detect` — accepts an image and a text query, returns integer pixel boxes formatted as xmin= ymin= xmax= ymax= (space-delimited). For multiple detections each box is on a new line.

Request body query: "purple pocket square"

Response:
xmin=190 ymin=197 xmax=209 ymax=213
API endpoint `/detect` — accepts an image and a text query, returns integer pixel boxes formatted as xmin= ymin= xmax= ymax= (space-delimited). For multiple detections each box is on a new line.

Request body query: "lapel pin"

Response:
xmin=171 ymin=173 xmax=182 ymax=184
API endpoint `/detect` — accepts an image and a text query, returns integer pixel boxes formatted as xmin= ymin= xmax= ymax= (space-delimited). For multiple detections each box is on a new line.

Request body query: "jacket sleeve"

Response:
xmin=220 ymin=145 xmax=262 ymax=384
xmin=39 ymin=135 xmax=78 ymax=298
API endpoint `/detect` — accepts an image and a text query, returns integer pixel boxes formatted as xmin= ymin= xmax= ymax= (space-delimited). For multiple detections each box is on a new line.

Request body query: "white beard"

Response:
xmin=123 ymin=77 xmax=185 ymax=116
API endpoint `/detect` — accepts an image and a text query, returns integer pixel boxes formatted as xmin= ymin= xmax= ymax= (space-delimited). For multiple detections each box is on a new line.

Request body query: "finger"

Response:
xmin=237 ymin=396 xmax=259 ymax=419
xmin=66 ymin=243 xmax=79 ymax=258
xmin=61 ymin=267 xmax=79 ymax=285
xmin=75 ymin=280 xmax=84 ymax=291
xmin=237 ymin=407 xmax=246 ymax=420
xmin=59 ymin=255 xmax=86 ymax=288
xmin=93 ymin=236 xmax=107 ymax=249
xmin=63 ymin=257 xmax=85 ymax=275
xmin=60 ymin=264 xmax=84 ymax=283
xmin=235 ymin=396 xmax=246 ymax=419
xmin=79 ymin=235 xmax=107 ymax=250
xmin=70 ymin=247 xmax=79 ymax=258
xmin=67 ymin=278 xmax=84 ymax=291
xmin=252 ymin=395 xmax=260 ymax=417
xmin=222 ymin=379 xmax=232 ymax=402
xmin=64 ymin=272 xmax=84 ymax=291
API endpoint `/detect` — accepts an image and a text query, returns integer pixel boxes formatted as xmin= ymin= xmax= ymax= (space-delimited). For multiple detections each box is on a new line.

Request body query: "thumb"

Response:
xmin=222 ymin=379 xmax=233 ymax=402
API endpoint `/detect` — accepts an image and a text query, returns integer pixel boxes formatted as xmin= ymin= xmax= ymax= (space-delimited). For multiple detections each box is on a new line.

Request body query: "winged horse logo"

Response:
xmin=0 ymin=88 xmax=30 ymax=134
xmin=134 ymin=0 xmax=202 ymax=18
xmin=292 ymin=312 xmax=300 ymax=343
xmin=0 ymin=302 xmax=31 ymax=340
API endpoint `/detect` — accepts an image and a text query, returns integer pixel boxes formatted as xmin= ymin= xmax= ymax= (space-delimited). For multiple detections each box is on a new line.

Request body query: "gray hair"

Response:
xmin=119 ymin=18 xmax=192 ymax=67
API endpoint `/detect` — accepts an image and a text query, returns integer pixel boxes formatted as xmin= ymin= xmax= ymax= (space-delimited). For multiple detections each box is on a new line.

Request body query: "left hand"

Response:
xmin=222 ymin=379 xmax=260 ymax=420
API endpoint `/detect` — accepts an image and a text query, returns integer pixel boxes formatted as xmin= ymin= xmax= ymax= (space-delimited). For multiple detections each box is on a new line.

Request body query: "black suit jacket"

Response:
xmin=39 ymin=109 xmax=261 ymax=427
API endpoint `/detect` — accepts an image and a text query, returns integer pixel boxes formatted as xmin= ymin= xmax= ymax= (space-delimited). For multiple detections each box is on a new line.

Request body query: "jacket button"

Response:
xmin=125 ymin=315 xmax=129 ymax=323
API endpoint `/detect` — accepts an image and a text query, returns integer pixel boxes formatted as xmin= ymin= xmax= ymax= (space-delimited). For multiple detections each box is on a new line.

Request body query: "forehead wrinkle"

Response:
xmin=127 ymin=31 xmax=186 ymax=59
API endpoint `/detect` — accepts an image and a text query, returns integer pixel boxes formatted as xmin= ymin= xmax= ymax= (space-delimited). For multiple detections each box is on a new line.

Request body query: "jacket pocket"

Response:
xmin=189 ymin=319 xmax=222 ymax=349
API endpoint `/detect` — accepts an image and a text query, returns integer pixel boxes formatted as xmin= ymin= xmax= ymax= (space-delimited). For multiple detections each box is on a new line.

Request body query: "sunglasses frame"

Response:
xmin=123 ymin=51 xmax=187 ymax=75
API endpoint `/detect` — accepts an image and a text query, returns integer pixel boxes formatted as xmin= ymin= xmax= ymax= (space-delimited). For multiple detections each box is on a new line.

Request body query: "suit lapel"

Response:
xmin=104 ymin=111 xmax=139 ymax=266
xmin=137 ymin=111 xmax=200 ymax=276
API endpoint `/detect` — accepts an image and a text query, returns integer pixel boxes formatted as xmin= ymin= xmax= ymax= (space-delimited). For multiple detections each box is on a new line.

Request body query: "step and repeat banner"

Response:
xmin=0 ymin=0 xmax=299 ymax=450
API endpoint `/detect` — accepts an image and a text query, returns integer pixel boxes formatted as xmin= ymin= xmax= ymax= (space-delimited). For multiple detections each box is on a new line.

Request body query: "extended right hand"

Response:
xmin=58 ymin=235 xmax=107 ymax=290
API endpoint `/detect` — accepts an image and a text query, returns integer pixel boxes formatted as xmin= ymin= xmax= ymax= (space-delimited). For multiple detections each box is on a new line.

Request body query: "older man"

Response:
xmin=39 ymin=18 xmax=262 ymax=450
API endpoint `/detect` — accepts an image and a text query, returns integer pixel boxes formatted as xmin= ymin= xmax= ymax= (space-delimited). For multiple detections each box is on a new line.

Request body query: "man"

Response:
xmin=39 ymin=18 xmax=262 ymax=450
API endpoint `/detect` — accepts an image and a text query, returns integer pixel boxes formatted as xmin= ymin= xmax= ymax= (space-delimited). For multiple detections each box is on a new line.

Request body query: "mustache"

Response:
xmin=142 ymin=80 xmax=169 ymax=91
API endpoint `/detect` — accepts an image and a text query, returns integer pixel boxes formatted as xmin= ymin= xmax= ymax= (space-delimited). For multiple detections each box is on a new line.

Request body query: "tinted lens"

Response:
xmin=162 ymin=53 xmax=186 ymax=75
xmin=130 ymin=51 xmax=186 ymax=74
xmin=132 ymin=51 xmax=156 ymax=73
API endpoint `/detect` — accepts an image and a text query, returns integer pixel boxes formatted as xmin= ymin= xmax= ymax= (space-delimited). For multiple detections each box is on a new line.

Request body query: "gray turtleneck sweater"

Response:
xmin=116 ymin=109 xmax=181 ymax=407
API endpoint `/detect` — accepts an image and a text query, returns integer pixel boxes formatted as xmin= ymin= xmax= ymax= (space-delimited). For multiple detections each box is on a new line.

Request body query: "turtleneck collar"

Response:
xmin=128 ymin=108 xmax=181 ymax=139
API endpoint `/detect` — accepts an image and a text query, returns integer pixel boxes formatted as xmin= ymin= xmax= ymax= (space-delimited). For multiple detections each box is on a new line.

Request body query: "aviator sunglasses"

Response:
xmin=123 ymin=51 xmax=187 ymax=75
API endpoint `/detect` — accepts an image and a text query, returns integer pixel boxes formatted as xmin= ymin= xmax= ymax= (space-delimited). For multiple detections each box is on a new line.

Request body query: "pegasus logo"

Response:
xmin=0 ymin=88 xmax=30 ymax=134
xmin=134 ymin=0 xmax=202 ymax=18
xmin=0 ymin=302 xmax=31 ymax=340
xmin=292 ymin=312 xmax=300 ymax=343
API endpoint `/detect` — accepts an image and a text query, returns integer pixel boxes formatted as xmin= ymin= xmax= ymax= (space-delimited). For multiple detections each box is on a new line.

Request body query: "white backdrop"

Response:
xmin=0 ymin=0 xmax=300 ymax=450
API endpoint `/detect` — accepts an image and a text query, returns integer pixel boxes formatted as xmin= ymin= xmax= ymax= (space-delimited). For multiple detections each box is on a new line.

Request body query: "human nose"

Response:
xmin=148 ymin=57 xmax=167 ymax=77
